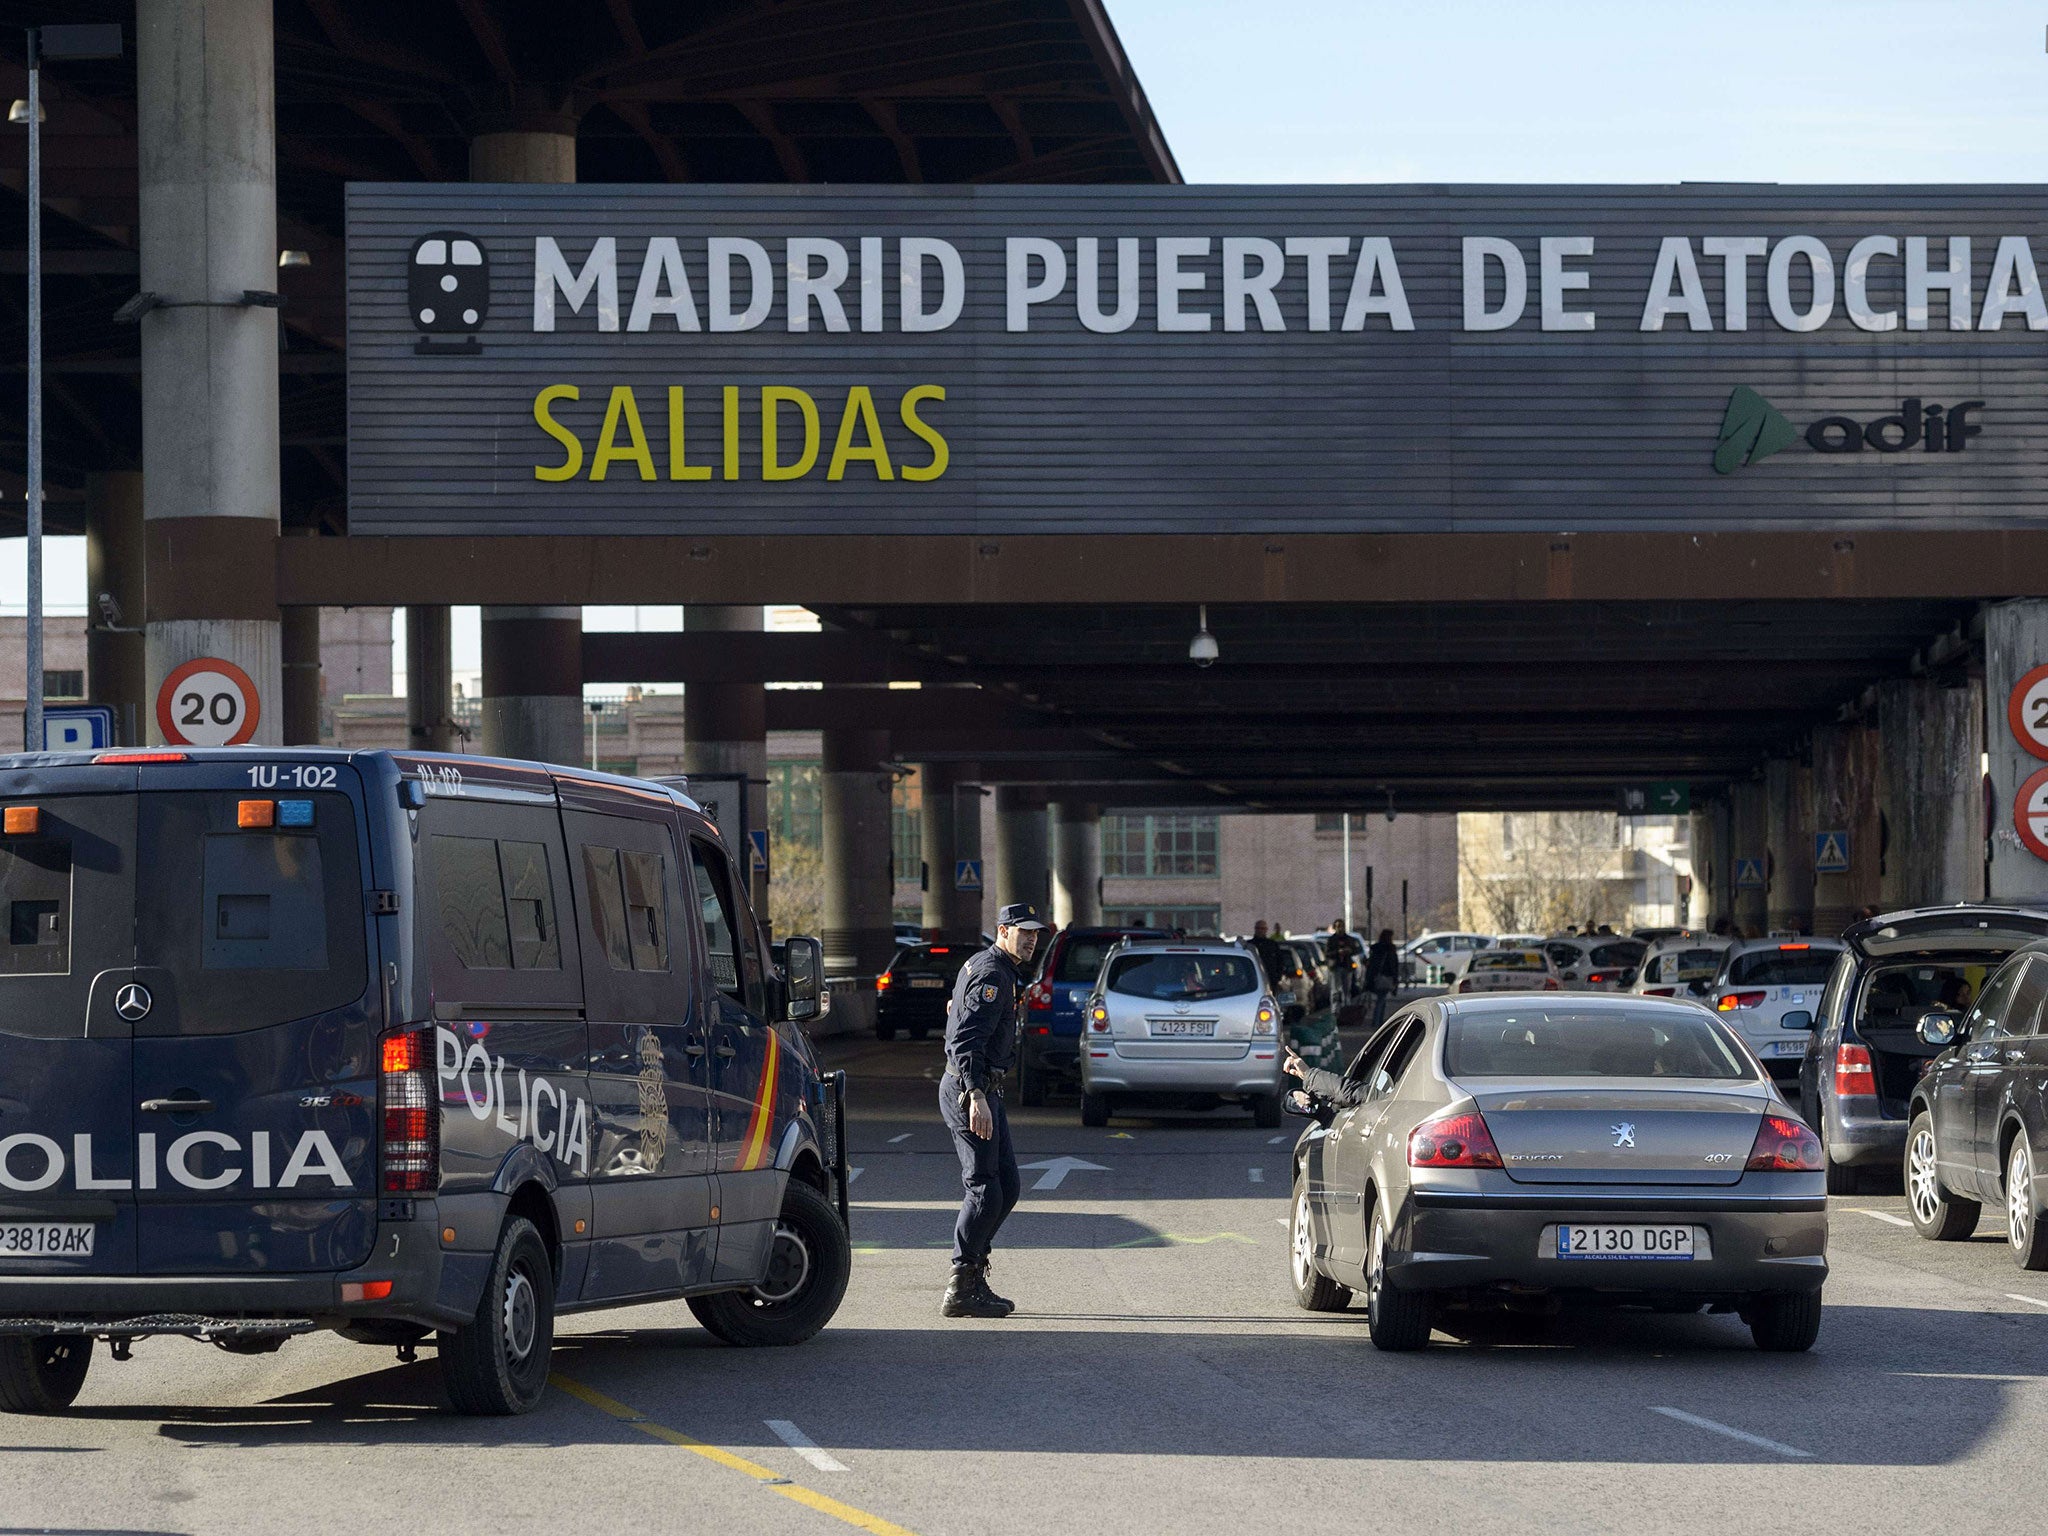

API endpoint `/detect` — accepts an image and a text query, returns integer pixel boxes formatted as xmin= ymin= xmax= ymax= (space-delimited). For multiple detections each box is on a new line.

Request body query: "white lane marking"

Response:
xmin=845 ymin=1167 xmax=864 ymax=1185
xmin=1248 ymin=1166 xmax=1265 ymax=1183
xmin=764 ymin=1419 xmax=848 ymax=1473
xmin=888 ymin=1133 xmax=913 ymax=1144
xmin=1267 ymin=1135 xmax=1287 ymax=1145
xmin=1851 ymin=1208 xmax=1912 ymax=1228
xmin=1018 ymin=1156 xmax=1109 ymax=1192
xmin=2006 ymin=1293 xmax=2048 ymax=1310
xmin=1650 ymin=1406 xmax=1813 ymax=1460
xmin=1273 ymin=1218 xmax=1290 ymax=1228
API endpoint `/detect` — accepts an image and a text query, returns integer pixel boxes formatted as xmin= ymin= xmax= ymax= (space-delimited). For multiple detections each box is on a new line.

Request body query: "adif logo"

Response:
xmin=1715 ymin=386 xmax=1985 ymax=474
xmin=0 ymin=1131 xmax=351 ymax=1193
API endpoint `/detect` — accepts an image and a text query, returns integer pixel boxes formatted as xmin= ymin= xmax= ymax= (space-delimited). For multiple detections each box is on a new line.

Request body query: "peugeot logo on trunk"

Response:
xmin=114 ymin=983 xmax=152 ymax=1022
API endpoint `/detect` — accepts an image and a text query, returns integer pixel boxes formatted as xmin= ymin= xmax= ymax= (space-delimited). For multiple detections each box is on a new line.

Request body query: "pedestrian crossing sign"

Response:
xmin=955 ymin=859 xmax=983 ymax=892
xmin=1734 ymin=858 xmax=1767 ymax=889
xmin=1813 ymin=831 xmax=1850 ymax=875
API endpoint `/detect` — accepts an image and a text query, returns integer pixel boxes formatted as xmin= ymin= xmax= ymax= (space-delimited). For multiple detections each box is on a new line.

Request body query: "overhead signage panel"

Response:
xmin=346 ymin=184 xmax=2048 ymax=537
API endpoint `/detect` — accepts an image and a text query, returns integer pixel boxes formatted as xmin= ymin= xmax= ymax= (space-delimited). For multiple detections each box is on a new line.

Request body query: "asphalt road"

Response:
xmin=4 ymin=1030 xmax=2046 ymax=1536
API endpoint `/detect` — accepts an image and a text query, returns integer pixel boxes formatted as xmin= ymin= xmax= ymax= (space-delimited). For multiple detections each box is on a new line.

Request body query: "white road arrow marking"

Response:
xmin=2007 ymin=1292 xmax=2048 ymax=1310
xmin=1018 ymin=1156 xmax=1109 ymax=1192
xmin=1651 ymin=1406 xmax=1812 ymax=1459
xmin=1851 ymin=1208 xmax=1911 ymax=1228
xmin=888 ymin=1133 xmax=912 ymax=1144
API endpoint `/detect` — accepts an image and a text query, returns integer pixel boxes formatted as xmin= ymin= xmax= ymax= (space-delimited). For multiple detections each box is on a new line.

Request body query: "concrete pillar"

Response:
xmin=84 ymin=471 xmax=144 ymax=746
xmin=1689 ymin=799 xmax=1730 ymax=931
xmin=280 ymin=606 xmax=321 ymax=745
xmin=473 ymin=125 xmax=581 ymax=764
xmin=993 ymin=786 xmax=1051 ymax=916
xmin=821 ymin=725 xmax=895 ymax=987
xmin=138 ymin=0 xmax=281 ymax=744
xmin=1729 ymin=779 xmax=1768 ymax=937
xmin=1878 ymin=677 xmax=1985 ymax=908
xmin=1986 ymin=600 xmax=2048 ymax=902
xmin=1764 ymin=757 xmax=1814 ymax=935
xmin=919 ymin=762 xmax=983 ymax=941
xmin=1050 ymin=800 xmax=1103 ymax=927
xmin=1810 ymin=722 xmax=1882 ymax=937
xmin=405 ymin=605 xmax=457 ymax=752
xmin=684 ymin=607 xmax=768 ymax=912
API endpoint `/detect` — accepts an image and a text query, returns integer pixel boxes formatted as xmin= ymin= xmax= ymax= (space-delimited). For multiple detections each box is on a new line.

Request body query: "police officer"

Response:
xmin=938 ymin=901 xmax=1049 ymax=1319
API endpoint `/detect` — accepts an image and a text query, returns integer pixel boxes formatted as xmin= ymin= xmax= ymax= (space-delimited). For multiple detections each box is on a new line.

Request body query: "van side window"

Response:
xmin=689 ymin=840 xmax=743 ymax=1001
xmin=433 ymin=834 xmax=563 ymax=973
xmin=204 ymin=832 xmax=329 ymax=971
xmin=582 ymin=845 xmax=671 ymax=973
xmin=0 ymin=832 xmax=70 ymax=976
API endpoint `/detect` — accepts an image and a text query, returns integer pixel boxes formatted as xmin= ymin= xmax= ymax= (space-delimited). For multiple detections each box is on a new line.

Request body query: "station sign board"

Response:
xmin=347 ymin=184 xmax=2048 ymax=537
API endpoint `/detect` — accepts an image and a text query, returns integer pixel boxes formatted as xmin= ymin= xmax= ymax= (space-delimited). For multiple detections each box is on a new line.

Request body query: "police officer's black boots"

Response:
xmin=941 ymin=1262 xmax=1010 ymax=1319
xmin=975 ymin=1259 xmax=1017 ymax=1316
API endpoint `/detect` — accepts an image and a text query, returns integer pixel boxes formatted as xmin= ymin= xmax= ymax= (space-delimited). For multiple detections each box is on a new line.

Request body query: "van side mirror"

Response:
xmin=1916 ymin=1008 xmax=1961 ymax=1048
xmin=784 ymin=936 xmax=826 ymax=1023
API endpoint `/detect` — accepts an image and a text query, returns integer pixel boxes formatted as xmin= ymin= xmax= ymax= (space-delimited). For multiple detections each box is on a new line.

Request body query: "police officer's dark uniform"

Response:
xmin=938 ymin=902 xmax=1048 ymax=1319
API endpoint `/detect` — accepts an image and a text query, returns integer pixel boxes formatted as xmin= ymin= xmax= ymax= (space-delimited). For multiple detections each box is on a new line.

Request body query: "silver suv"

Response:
xmin=1079 ymin=940 xmax=1285 ymax=1128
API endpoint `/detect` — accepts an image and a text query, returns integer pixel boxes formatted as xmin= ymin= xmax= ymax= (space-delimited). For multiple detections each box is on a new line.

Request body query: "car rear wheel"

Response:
xmin=1745 ymin=1288 xmax=1822 ymax=1352
xmin=908 ymin=1026 xmax=930 ymax=1041
xmin=440 ymin=1216 xmax=555 ymax=1416
xmin=688 ymin=1180 xmax=852 ymax=1347
xmin=1822 ymin=1119 xmax=1863 ymax=1195
xmin=1364 ymin=1211 xmax=1432 ymax=1351
xmin=0 ymin=1334 xmax=92 ymax=1414
xmin=1018 ymin=1058 xmax=1047 ymax=1108
xmin=874 ymin=1022 xmax=898 ymax=1042
xmin=2007 ymin=1138 xmax=2048 ymax=1272
xmin=1080 ymin=1092 xmax=1109 ymax=1128
xmin=1289 ymin=1181 xmax=1351 ymax=1312
xmin=1906 ymin=1113 xmax=1980 ymax=1241
xmin=1252 ymin=1093 xmax=1282 ymax=1129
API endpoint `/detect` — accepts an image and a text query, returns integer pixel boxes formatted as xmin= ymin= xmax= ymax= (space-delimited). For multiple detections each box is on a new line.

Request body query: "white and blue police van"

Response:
xmin=0 ymin=748 xmax=849 ymax=1415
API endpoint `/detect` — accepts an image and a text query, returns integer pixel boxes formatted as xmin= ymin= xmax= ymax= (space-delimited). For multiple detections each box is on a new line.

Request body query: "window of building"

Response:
xmin=42 ymin=670 xmax=83 ymax=700
xmin=1102 ymin=814 xmax=1219 ymax=878
xmin=1102 ymin=905 xmax=1222 ymax=934
xmin=769 ymin=761 xmax=823 ymax=848
xmin=892 ymin=774 xmax=920 ymax=882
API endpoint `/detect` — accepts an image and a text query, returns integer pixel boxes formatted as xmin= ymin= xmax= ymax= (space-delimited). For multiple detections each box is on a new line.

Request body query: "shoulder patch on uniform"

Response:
xmin=980 ymin=983 xmax=999 ymax=1002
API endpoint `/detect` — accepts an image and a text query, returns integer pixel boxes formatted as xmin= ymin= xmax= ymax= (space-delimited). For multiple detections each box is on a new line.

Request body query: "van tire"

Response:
xmin=689 ymin=1179 xmax=851 ymax=1348
xmin=439 ymin=1216 xmax=555 ymax=1416
xmin=0 ymin=1334 xmax=91 ymax=1413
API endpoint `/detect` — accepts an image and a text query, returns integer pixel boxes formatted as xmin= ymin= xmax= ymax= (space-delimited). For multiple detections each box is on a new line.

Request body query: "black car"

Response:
xmin=875 ymin=943 xmax=975 ymax=1040
xmin=1797 ymin=906 xmax=2048 ymax=1194
xmin=1904 ymin=937 xmax=2048 ymax=1269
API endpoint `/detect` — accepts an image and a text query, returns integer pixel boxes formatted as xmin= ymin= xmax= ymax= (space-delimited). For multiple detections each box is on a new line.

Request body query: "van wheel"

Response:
xmin=439 ymin=1216 xmax=555 ymax=1416
xmin=1252 ymin=1093 xmax=1283 ymax=1129
xmin=689 ymin=1180 xmax=851 ymax=1348
xmin=1745 ymin=1289 xmax=1823 ymax=1352
xmin=1822 ymin=1124 xmax=1863 ymax=1195
xmin=1080 ymin=1092 xmax=1109 ymax=1128
xmin=1905 ymin=1113 xmax=1979 ymax=1241
xmin=0 ymin=1334 xmax=91 ymax=1413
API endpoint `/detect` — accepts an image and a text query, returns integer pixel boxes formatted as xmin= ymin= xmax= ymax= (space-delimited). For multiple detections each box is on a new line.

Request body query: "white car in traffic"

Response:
xmin=1711 ymin=938 xmax=1846 ymax=1081
xmin=1451 ymin=947 xmax=1562 ymax=994
xmin=1631 ymin=937 xmax=1732 ymax=1002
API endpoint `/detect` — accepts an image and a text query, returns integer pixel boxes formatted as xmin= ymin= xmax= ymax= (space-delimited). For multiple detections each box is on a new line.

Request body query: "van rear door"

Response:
xmin=128 ymin=768 xmax=379 ymax=1275
xmin=0 ymin=778 xmax=138 ymax=1276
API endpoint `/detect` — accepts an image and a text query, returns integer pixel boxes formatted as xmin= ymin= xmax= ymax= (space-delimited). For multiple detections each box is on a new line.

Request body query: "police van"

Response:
xmin=0 ymin=748 xmax=849 ymax=1416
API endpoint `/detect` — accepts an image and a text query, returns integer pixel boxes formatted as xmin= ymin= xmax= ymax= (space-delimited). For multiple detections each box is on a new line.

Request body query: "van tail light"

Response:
xmin=1717 ymin=990 xmax=1768 ymax=1012
xmin=1254 ymin=998 xmax=1277 ymax=1036
xmin=1089 ymin=1001 xmax=1109 ymax=1031
xmin=1833 ymin=1043 xmax=1877 ymax=1098
xmin=380 ymin=1027 xmax=438 ymax=1195
xmin=1025 ymin=979 xmax=1054 ymax=1012
xmin=1409 ymin=1110 xmax=1504 ymax=1170
xmin=1745 ymin=1112 xmax=1823 ymax=1173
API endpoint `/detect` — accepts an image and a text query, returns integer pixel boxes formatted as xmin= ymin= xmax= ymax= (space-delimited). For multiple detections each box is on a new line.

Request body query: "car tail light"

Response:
xmin=1542 ymin=978 xmax=1560 ymax=990
xmin=1408 ymin=1110 xmax=1504 ymax=1170
xmin=381 ymin=1027 xmax=438 ymax=1194
xmin=875 ymin=971 xmax=893 ymax=993
xmin=1717 ymin=990 xmax=1768 ymax=1011
xmin=1254 ymin=998 xmax=1277 ymax=1036
xmin=1777 ymin=943 xmax=1811 ymax=952
xmin=1089 ymin=1001 xmax=1109 ymax=1031
xmin=1833 ymin=1043 xmax=1877 ymax=1097
xmin=929 ymin=946 xmax=951 ymax=954
xmin=93 ymin=750 xmax=187 ymax=763
xmin=341 ymin=1280 xmax=394 ymax=1303
xmin=1025 ymin=979 xmax=1054 ymax=1012
xmin=1586 ymin=971 xmax=1615 ymax=985
xmin=1745 ymin=1112 xmax=1823 ymax=1173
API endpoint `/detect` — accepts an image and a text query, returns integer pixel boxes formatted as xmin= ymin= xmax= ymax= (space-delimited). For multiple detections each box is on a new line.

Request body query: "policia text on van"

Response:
xmin=0 ymin=749 xmax=851 ymax=1416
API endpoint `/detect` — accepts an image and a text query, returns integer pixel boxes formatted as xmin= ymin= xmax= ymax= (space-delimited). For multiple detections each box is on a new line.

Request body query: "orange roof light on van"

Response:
xmin=237 ymin=800 xmax=276 ymax=828
xmin=2 ymin=806 xmax=38 ymax=835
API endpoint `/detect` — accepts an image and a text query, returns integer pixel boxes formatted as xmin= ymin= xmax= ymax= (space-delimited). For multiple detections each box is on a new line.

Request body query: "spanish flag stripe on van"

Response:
xmin=737 ymin=1027 xmax=781 ymax=1172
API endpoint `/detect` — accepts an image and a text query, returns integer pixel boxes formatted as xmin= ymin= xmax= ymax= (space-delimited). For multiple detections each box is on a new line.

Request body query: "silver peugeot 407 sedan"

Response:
xmin=1287 ymin=993 xmax=1828 ymax=1352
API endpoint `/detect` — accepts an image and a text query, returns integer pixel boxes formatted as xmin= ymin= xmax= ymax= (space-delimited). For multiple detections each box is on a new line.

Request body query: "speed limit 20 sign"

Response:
xmin=156 ymin=657 xmax=261 ymax=747
xmin=2008 ymin=663 xmax=2048 ymax=761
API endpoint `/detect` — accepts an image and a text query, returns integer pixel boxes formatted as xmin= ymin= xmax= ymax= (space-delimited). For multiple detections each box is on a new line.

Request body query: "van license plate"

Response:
xmin=1557 ymin=1225 xmax=1693 ymax=1260
xmin=0 ymin=1223 xmax=94 ymax=1257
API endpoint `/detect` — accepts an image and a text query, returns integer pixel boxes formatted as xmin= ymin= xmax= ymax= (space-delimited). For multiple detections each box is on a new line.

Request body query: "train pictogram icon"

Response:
xmin=408 ymin=230 xmax=489 ymax=355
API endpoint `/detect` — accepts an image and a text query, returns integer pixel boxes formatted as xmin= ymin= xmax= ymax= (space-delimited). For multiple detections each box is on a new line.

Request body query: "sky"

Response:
xmin=9 ymin=1 xmax=2048 ymax=649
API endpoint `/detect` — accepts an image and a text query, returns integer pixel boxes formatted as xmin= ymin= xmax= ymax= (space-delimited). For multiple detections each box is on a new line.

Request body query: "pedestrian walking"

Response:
xmin=1324 ymin=919 xmax=1362 ymax=1007
xmin=1364 ymin=927 xmax=1401 ymax=1029
xmin=938 ymin=902 xmax=1049 ymax=1319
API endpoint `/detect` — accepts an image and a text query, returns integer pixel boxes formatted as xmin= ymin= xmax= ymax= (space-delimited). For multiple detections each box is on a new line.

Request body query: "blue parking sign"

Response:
xmin=40 ymin=706 xmax=113 ymax=752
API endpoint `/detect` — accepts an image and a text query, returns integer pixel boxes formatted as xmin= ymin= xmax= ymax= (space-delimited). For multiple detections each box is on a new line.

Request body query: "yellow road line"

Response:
xmin=550 ymin=1373 xmax=919 ymax=1536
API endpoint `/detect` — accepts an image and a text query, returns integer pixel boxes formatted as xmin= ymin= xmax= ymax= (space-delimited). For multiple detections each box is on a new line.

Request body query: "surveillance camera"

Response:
xmin=95 ymin=591 xmax=121 ymax=627
xmin=1189 ymin=630 xmax=1219 ymax=667
xmin=1384 ymin=806 xmax=1397 ymax=824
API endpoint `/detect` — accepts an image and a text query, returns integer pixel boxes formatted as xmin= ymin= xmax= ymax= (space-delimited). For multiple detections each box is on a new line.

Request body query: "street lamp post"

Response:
xmin=14 ymin=22 xmax=121 ymax=753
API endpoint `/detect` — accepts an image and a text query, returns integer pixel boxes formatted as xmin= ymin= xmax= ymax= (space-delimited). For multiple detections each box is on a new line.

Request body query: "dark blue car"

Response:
xmin=1017 ymin=927 xmax=1168 ymax=1105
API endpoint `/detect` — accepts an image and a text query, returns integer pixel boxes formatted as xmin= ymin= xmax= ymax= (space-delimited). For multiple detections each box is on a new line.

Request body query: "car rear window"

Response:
xmin=893 ymin=947 xmax=973 ymax=978
xmin=1107 ymin=952 xmax=1260 ymax=1002
xmin=1057 ymin=936 xmax=1131 ymax=984
xmin=1588 ymin=941 xmax=1646 ymax=966
xmin=1472 ymin=949 xmax=1547 ymax=972
xmin=1727 ymin=948 xmax=1838 ymax=987
xmin=1656 ymin=947 xmax=1724 ymax=982
xmin=1445 ymin=1007 xmax=1753 ymax=1079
